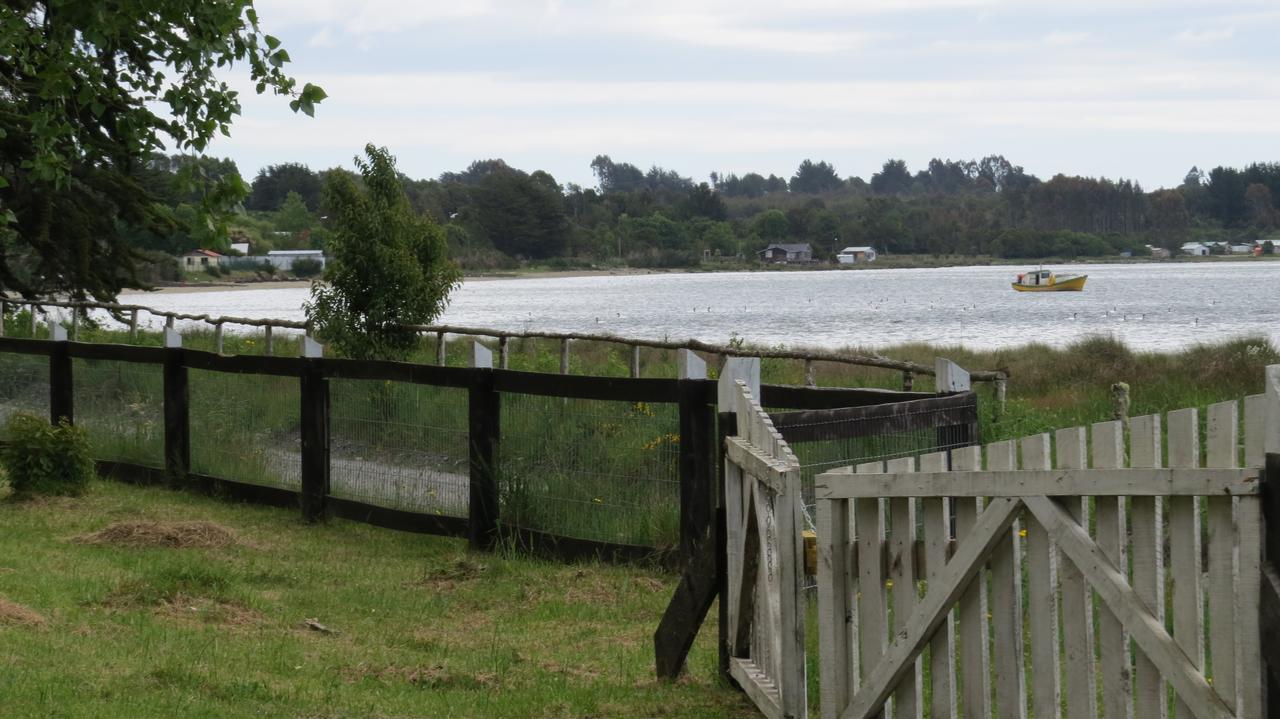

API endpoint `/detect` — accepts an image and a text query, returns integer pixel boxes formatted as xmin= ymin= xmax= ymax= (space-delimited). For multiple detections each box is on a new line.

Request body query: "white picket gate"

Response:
xmin=724 ymin=380 xmax=808 ymax=718
xmin=813 ymin=375 xmax=1279 ymax=719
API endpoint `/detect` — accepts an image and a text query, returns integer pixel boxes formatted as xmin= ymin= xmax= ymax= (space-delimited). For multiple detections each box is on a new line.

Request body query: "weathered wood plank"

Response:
xmin=1244 ymin=395 xmax=1265 ymax=469
xmin=918 ymin=451 xmax=955 ymax=719
xmin=1022 ymin=495 xmax=1234 ymax=719
xmin=1019 ymin=433 xmax=1060 ymax=719
xmin=818 ymin=494 xmax=853 ymax=719
xmin=777 ymin=466 xmax=808 ymax=719
xmin=841 ymin=498 xmax=1023 ymax=719
xmin=1091 ymin=420 xmax=1131 ymax=719
xmin=1205 ymin=401 xmax=1237 ymax=713
xmin=1234 ymin=496 xmax=1263 ymax=719
xmin=950 ymin=445 xmax=989 ymax=719
xmin=1167 ymin=407 xmax=1204 ymax=719
xmin=1128 ymin=413 xmax=1166 ymax=719
xmin=885 ymin=457 xmax=918 ymax=719
xmin=1054 ymin=426 xmax=1097 ymax=719
xmin=813 ymin=467 xmax=1259 ymax=499
xmin=730 ymin=659 xmax=784 ymax=719
xmin=725 ymin=438 xmax=791 ymax=495
xmin=855 ymin=474 xmax=886 ymax=714
xmin=984 ymin=440 xmax=1025 ymax=719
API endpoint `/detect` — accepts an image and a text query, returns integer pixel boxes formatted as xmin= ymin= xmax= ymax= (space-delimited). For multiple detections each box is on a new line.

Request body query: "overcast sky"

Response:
xmin=210 ymin=0 xmax=1280 ymax=190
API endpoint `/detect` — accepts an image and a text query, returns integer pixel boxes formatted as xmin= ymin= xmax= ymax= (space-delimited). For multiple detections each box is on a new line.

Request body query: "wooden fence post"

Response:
xmin=436 ymin=331 xmax=447 ymax=366
xmin=1259 ymin=365 xmax=1279 ymax=714
xmin=468 ymin=342 xmax=500 ymax=551
xmin=936 ymin=357 xmax=977 ymax=447
xmin=654 ymin=349 xmax=727 ymax=680
xmin=560 ymin=338 xmax=571 ymax=375
xmin=498 ymin=335 xmax=509 ymax=369
xmin=29 ymin=304 xmax=38 ymax=336
xmin=0 ymin=300 xmax=6 ymax=337
xmin=162 ymin=328 xmax=190 ymax=486
xmin=264 ymin=325 xmax=274 ymax=355
xmin=804 ymin=359 xmax=816 ymax=388
xmin=70 ymin=308 xmax=79 ymax=341
xmin=902 ymin=370 xmax=914 ymax=391
xmin=299 ymin=337 xmax=329 ymax=523
xmin=630 ymin=344 xmax=642 ymax=378
xmin=129 ymin=308 xmax=139 ymax=342
xmin=49 ymin=322 xmax=72 ymax=425
xmin=213 ymin=323 xmax=224 ymax=355
xmin=717 ymin=356 xmax=760 ymax=681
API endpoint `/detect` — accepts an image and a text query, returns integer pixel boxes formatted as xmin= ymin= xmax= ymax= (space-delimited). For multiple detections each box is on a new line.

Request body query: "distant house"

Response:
xmin=1230 ymin=243 xmax=1256 ymax=255
xmin=757 ymin=243 xmax=813 ymax=264
xmin=180 ymin=249 xmax=224 ymax=270
xmin=1180 ymin=242 xmax=1209 ymax=257
xmin=266 ymin=249 xmax=325 ymax=271
xmin=1145 ymin=245 xmax=1171 ymax=259
xmin=837 ymin=246 xmax=877 ymax=264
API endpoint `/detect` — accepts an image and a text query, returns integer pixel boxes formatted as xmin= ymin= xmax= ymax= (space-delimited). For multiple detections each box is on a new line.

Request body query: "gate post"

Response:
xmin=717 ymin=356 xmax=761 ymax=681
xmin=162 ymin=328 xmax=190 ymax=487
xmin=1262 ymin=365 xmax=1280 ymax=713
xmin=48 ymin=322 xmax=73 ymax=425
xmin=468 ymin=341 xmax=500 ymax=551
xmin=678 ymin=351 xmax=711 ymax=563
xmin=299 ymin=337 xmax=330 ymax=523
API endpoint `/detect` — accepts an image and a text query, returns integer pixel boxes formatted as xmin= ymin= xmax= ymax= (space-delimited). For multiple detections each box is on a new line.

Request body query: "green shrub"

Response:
xmin=0 ymin=413 xmax=95 ymax=497
xmin=290 ymin=257 xmax=323 ymax=278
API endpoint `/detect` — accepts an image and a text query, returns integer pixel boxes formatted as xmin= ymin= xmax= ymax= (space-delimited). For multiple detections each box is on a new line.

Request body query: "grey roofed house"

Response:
xmin=757 ymin=243 xmax=813 ymax=263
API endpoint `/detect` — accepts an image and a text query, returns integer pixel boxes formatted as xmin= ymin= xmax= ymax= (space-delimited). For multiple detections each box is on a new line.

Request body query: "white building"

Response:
xmin=837 ymin=246 xmax=877 ymax=264
xmin=1180 ymin=242 xmax=1209 ymax=256
xmin=266 ymin=249 xmax=325 ymax=271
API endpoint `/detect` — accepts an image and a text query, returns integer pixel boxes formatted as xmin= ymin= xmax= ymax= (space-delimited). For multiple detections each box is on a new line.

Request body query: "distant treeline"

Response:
xmin=129 ymin=152 xmax=1280 ymax=269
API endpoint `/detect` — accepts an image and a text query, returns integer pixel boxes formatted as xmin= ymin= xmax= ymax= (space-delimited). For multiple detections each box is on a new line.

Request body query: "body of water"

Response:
xmin=118 ymin=263 xmax=1280 ymax=351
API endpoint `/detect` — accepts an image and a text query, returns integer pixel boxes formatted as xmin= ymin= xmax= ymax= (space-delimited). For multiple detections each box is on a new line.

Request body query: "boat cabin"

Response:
xmin=1018 ymin=269 xmax=1053 ymax=286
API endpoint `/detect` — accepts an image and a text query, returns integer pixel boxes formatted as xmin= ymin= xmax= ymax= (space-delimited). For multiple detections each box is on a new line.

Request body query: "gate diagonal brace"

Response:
xmin=1021 ymin=495 xmax=1234 ymax=719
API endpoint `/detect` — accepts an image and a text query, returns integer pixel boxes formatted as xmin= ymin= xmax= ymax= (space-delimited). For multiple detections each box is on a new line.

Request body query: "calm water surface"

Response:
xmin=119 ymin=263 xmax=1280 ymax=351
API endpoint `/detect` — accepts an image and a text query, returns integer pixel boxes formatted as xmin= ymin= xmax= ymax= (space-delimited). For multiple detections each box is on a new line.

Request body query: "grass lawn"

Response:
xmin=0 ymin=481 xmax=752 ymax=718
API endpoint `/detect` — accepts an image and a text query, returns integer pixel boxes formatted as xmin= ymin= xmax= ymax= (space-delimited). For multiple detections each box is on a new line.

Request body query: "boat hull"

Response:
xmin=1011 ymin=275 xmax=1087 ymax=292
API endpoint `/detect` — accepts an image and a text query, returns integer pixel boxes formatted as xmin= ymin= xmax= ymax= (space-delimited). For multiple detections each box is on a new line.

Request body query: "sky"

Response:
xmin=209 ymin=0 xmax=1280 ymax=191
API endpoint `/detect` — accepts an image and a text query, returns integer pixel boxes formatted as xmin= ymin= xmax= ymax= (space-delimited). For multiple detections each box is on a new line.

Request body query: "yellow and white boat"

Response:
xmin=1012 ymin=268 xmax=1087 ymax=292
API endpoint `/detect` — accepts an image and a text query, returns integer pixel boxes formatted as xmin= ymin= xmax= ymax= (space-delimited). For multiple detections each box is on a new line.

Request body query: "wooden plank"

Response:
xmin=162 ymin=346 xmax=190 ymax=485
xmin=730 ymin=659 xmax=784 ymax=719
xmin=758 ymin=384 xmax=936 ymax=411
xmin=885 ymin=457 xmax=918 ymax=719
xmin=1128 ymin=414 xmax=1166 ymax=719
xmin=1091 ymin=420 xmax=1131 ymax=719
xmin=718 ymin=357 xmax=762 ymax=411
xmin=725 ymin=455 xmax=746 ymax=658
xmin=725 ymin=438 xmax=792 ymax=495
xmin=298 ymin=361 xmax=330 ymax=523
xmin=1204 ymin=401 xmax=1237 ymax=713
xmin=918 ymin=451 xmax=955 ymax=719
xmin=777 ymin=466 xmax=808 ymax=719
xmin=855 ymin=490 xmax=886 ymax=712
xmin=934 ymin=358 xmax=971 ymax=393
xmin=951 ymin=445 xmax=989 ymax=719
xmin=1054 ymin=426 xmax=1097 ymax=719
xmin=985 ymin=440 xmax=1026 ymax=719
xmin=770 ymin=393 xmax=978 ymax=444
xmin=841 ymin=498 xmax=1023 ymax=719
xmin=492 ymin=367 xmax=685 ymax=403
xmin=436 ymin=331 xmax=447 ymax=366
xmin=654 ymin=536 xmax=720 ymax=678
xmin=467 ymin=369 xmax=500 ymax=551
xmin=1267 ymin=365 xmax=1280 ymax=453
xmin=1233 ymin=496 xmax=1263 ymax=719
xmin=66 ymin=341 xmax=164 ymax=363
xmin=1244 ymin=395 xmax=1265 ymax=469
xmin=813 ymin=467 xmax=1259 ymax=499
xmin=818 ymin=495 xmax=853 ymax=719
xmin=1167 ymin=407 xmax=1203 ymax=719
xmin=313 ymin=356 xmax=475 ymax=388
xmin=678 ymin=379 xmax=714 ymax=562
xmin=1022 ymin=495 xmax=1234 ymax=719
xmin=1020 ymin=433 xmax=1060 ymax=719
xmin=731 ymin=479 xmax=760 ymax=656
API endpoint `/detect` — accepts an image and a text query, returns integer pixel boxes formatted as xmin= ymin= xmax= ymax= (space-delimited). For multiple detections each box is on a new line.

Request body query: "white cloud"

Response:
xmin=1173 ymin=27 xmax=1235 ymax=43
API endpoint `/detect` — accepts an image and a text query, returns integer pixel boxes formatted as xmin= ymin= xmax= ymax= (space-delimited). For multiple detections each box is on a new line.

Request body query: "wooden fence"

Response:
xmin=0 ymin=296 xmax=1008 ymax=393
xmin=810 ymin=367 xmax=1280 ymax=719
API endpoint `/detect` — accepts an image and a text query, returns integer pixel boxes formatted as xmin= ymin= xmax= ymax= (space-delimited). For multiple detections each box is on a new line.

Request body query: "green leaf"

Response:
xmin=265 ymin=35 xmax=281 ymax=50
xmin=302 ymin=83 xmax=328 ymax=103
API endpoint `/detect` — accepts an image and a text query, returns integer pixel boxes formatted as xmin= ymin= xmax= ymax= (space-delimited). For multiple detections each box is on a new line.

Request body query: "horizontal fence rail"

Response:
xmin=0 ymin=296 xmax=1008 ymax=388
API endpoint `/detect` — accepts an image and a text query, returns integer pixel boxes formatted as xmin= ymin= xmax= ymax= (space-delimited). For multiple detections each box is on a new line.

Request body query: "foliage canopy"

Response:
xmin=306 ymin=145 xmax=460 ymax=360
xmin=0 ymin=0 xmax=323 ymax=301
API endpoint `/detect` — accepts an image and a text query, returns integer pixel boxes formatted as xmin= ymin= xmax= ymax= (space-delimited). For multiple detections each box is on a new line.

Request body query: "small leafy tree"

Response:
xmin=306 ymin=145 xmax=460 ymax=360
xmin=0 ymin=414 xmax=95 ymax=497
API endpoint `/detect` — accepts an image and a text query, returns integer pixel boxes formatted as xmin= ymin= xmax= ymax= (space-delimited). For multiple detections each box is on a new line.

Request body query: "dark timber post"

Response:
xmin=468 ymin=342 xmax=500 ymax=551
xmin=49 ymin=322 xmax=73 ymax=425
xmin=162 ymin=328 xmax=190 ymax=486
xmin=677 ymin=350 xmax=712 ymax=563
xmin=299 ymin=337 xmax=330 ymax=522
xmin=1263 ymin=453 xmax=1280 ymax=716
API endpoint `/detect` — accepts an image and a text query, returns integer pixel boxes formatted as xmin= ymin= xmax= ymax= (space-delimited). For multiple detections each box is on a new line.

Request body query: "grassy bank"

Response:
xmin=0 ymin=480 xmax=749 ymax=718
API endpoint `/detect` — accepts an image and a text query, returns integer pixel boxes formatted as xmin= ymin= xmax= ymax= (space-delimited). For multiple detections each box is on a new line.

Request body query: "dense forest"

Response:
xmin=133 ymin=153 xmax=1280 ymax=270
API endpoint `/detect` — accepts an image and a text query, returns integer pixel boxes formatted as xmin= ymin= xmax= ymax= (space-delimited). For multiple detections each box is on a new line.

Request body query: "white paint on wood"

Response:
xmin=984 ymin=440 xmax=1025 ymax=719
xmin=1019 ymin=433 xmax=1060 ymax=719
xmin=918 ymin=451 xmax=955 ymax=719
xmin=1266 ymin=364 xmax=1280 ymax=453
xmin=677 ymin=349 xmax=706 ymax=380
xmin=813 ymin=467 xmax=1258 ymax=499
xmin=471 ymin=341 xmax=493 ymax=368
xmin=1054 ymin=426 xmax=1098 ymax=719
xmin=818 ymin=493 xmax=852 ymax=719
xmin=855 ymin=491 xmax=886 ymax=704
xmin=885 ymin=457 xmax=919 ymax=719
xmin=841 ymin=498 xmax=1022 ymax=719
xmin=1233 ymin=497 xmax=1264 ymax=718
xmin=934 ymin=357 xmax=971 ymax=393
xmin=163 ymin=327 xmax=181 ymax=348
xmin=718 ymin=357 xmax=761 ymax=411
xmin=1243 ymin=395 xmax=1266 ymax=468
xmin=49 ymin=321 xmax=67 ymax=342
xmin=1022 ymin=495 xmax=1234 ymax=719
xmin=1127 ymin=413 xmax=1166 ymax=719
xmin=951 ymin=445 xmax=989 ymax=719
xmin=302 ymin=336 xmax=324 ymax=358
xmin=1091 ymin=420 xmax=1132 ymax=719
xmin=1167 ymin=407 xmax=1203 ymax=719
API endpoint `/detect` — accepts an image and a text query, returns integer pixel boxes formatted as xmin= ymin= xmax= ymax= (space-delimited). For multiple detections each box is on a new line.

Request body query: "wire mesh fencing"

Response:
xmin=188 ymin=369 xmax=301 ymax=490
xmin=327 ymin=379 xmax=469 ymax=517
xmin=0 ymin=352 xmax=48 ymax=435
xmin=497 ymin=393 xmax=682 ymax=549
xmin=72 ymin=359 xmax=164 ymax=468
